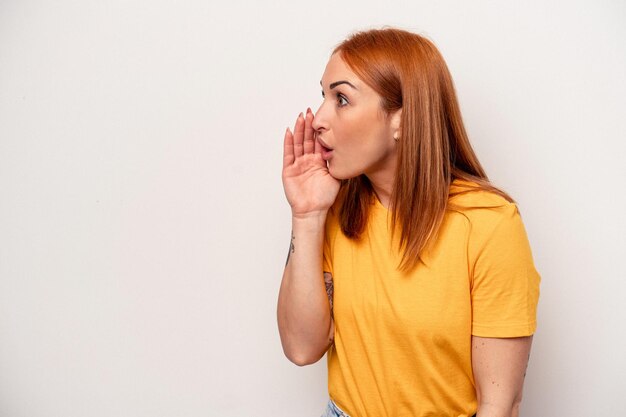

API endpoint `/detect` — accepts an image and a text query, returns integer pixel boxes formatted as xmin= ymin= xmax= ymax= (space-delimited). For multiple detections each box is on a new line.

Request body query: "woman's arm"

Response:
xmin=472 ymin=335 xmax=533 ymax=417
xmin=277 ymin=109 xmax=340 ymax=366
xmin=277 ymin=216 xmax=334 ymax=366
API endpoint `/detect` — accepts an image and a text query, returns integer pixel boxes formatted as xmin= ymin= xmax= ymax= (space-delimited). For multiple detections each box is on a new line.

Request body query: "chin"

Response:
xmin=328 ymin=164 xmax=361 ymax=181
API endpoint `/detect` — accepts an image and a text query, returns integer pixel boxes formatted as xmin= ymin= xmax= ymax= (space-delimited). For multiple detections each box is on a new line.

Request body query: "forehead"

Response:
xmin=320 ymin=53 xmax=361 ymax=89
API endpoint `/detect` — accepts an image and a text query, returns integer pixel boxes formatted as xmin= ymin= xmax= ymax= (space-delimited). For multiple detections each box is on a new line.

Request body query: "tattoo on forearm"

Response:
xmin=323 ymin=272 xmax=334 ymax=318
xmin=285 ymin=230 xmax=295 ymax=266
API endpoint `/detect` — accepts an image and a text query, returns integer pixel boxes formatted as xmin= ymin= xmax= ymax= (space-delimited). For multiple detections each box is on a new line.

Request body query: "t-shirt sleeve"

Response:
xmin=470 ymin=202 xmax=541 ymax=337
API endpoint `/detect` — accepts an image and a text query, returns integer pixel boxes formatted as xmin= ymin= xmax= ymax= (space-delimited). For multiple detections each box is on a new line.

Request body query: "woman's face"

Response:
xmin=312 ymin=52 xmax=401 ymax=180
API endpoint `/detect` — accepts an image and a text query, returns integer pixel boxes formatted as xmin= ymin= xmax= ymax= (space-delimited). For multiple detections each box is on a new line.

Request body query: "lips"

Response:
xmin=317 ymin=136 xmax=333 ymax=151
xmin=316 ymin=135 xmax=334 ymax=161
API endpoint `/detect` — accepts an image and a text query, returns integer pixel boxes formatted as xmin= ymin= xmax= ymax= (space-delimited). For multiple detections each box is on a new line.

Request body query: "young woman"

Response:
xmin=277 ymin=27 xmax=540 ymax=417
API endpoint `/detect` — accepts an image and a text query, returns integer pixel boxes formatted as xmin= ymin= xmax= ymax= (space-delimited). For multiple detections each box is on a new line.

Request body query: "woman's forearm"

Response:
xmin=277 ymin=213 xmax=333 ymax=366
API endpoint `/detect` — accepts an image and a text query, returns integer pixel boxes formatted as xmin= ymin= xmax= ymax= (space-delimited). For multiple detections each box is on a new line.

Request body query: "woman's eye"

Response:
xmin=336 ymin=94 xmax=348 ymax=107
xmin=321 ymin=91 xmax=348 ymax=107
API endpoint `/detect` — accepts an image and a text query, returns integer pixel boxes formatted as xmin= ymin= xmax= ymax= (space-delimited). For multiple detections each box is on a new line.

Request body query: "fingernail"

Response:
xmin=307 ymin=107 xmax=312 ymax=114
xmin=299 ymin=112 xmax=304 ymax=119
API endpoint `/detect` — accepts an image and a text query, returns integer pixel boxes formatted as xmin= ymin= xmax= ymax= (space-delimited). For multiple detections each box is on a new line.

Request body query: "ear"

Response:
xmin=390 ymin=108 xmax=402 ymax=136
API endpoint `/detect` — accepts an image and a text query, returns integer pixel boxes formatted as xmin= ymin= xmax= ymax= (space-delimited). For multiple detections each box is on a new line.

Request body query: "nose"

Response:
xmin=311 ymin=102 xmax=328 ymax=132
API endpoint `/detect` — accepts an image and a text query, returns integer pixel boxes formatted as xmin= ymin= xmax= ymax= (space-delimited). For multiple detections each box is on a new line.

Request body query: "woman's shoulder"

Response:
xmin=446 ymin=178 xmax=532 ymax=264
xmin=447 ymin=178 xmax=521 ymax=241
xmin=448 ymin=178 xmax=514 ymax=210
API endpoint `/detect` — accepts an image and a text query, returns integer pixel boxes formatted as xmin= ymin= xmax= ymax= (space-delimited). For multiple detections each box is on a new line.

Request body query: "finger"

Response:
xmin=283 ymin=127 xmax=294 ymax=170
xmin=293 ymin=112 xmax=304 ymax=158
xmin=314 ymin=128 xmax=322 ymax=155
xmin=303 ymin=107 xmax=315 ymax=154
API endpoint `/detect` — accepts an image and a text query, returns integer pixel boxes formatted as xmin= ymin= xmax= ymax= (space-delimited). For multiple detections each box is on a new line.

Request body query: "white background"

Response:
xmin=1 ymin=1 xmax=624 ymax=416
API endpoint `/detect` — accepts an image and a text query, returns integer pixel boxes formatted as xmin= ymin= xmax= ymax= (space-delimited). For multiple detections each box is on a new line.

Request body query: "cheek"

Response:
xmin=334 ymin=108 xmax=387 ymax=155
xmin=349 ymin=122 xmax=388 ymax=155
xmin=337 ymin=116 xmax=373 ymax=146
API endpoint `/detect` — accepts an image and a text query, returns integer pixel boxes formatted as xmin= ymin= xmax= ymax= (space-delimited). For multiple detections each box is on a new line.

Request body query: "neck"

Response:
xmin=366 ymin=173 xmax=394 ymax=210
xmin=364 ymin=148 xmax=398 ymax=210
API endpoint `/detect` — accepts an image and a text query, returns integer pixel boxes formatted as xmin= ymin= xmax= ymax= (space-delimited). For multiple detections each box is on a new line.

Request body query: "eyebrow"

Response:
xmin=320 ymin=80 xmax=358 ymax=90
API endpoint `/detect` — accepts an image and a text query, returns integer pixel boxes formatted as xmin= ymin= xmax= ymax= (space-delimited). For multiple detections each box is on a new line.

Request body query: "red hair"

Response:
xmin=329 ymin=26 xmax=515 ymax=273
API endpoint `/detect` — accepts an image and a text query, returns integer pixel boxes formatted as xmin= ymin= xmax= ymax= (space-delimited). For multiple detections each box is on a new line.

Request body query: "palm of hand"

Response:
xmin=282 ymin=109 xmax=340 ymax=216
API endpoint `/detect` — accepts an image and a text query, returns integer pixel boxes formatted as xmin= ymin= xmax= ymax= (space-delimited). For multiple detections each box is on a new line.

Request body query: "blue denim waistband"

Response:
xmin=321 ymin=398 xmax=350 ymax=417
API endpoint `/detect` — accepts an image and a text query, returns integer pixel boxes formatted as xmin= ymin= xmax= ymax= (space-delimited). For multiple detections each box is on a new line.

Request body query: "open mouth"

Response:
xmin=317 ymin=137 xmax=333 ymax=152
xmin=321 ymin=146 xmax=334 ymax=161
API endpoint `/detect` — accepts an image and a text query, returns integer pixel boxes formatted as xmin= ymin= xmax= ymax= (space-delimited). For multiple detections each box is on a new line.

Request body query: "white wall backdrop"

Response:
xmin=1 ymin=1 xmax=624 ymax=416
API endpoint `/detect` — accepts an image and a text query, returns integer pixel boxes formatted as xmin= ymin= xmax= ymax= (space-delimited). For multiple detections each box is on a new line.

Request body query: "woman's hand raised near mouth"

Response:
xmin=282 ymin=108 xmax=340 ymax=219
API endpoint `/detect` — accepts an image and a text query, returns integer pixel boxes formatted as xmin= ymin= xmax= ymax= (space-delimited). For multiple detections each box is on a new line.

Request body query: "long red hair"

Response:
xmin=329 ymin=27 xmax=515 ymax=273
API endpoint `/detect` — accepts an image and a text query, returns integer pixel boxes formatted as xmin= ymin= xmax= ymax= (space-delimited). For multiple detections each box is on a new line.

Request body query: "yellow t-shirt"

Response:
xmin=322 ymin=179 xmax=541 ymax=417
